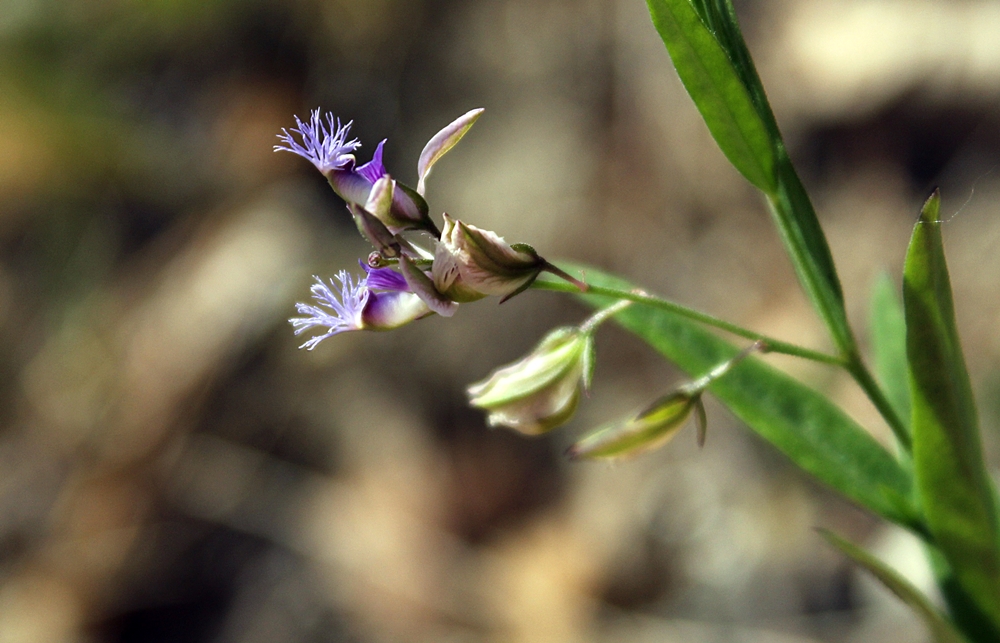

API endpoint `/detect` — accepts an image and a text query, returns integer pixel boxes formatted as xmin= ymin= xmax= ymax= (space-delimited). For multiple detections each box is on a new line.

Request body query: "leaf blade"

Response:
xmin=820 ymin=530 xmax=967 ymax=643
xmin=555 ymin=266 xmax=914 ymax=525
xmin=645 ymin=0 xmax=853 ymax=357
xmin=645 ymin=0 xmax=775 ymax=193
xmin=904 ymin=190 xmax=1000 ymax=627
xmin=870 ymin=271 xmax=912 ymax=435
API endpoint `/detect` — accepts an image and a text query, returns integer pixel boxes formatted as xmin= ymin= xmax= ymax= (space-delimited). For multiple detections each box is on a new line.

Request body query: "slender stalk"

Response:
xmin=846 ymin=353 xmax=912 ymax=452
xmin=532 ymin=279 xmax=844 ymax=367
xmin=579 ymin=299 xmax=632 ymax=334
xmin=535 ymin=276 xmax=913 ymax=454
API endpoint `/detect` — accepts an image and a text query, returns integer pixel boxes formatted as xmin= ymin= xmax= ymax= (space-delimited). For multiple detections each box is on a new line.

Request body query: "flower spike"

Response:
xmin=275 ymin=110 xmax=361 ymax=174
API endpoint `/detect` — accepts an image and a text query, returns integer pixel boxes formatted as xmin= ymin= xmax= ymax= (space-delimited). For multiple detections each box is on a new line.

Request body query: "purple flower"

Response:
xmin=289 ymin=265 xmax=434 ymax=350
xmin=274 ymin=110 xmax=361 ymax=174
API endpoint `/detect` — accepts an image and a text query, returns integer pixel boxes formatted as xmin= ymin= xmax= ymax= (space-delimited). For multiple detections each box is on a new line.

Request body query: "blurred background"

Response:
xmin=1 ymin=0 xmax=999 ymax=641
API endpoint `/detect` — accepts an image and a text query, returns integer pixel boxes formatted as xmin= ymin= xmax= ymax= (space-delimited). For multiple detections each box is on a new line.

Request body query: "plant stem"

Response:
xmin=579 ymin=299 xmax=632 ymax=334
xmin=534 ymin=278 xmax=913 ymax=453
xmin=846 ymin=353 xmax=912 ymax=452
xmin=532 ymin=279 xmax=844 ymax=367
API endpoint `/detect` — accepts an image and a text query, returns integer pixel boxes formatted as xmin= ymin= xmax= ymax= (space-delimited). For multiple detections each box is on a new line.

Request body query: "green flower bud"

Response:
xmin=568 ymin=340 xmax=765 ymax=460
xmin=433 ymin=214 xmax=546 ymax=302
xmin=467 ymin=326 xmax=594 ymax=435
xmin=567 ymin=392 xmax=705 ymax=460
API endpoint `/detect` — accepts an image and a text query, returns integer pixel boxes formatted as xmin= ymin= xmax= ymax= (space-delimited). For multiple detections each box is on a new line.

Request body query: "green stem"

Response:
xmin=846 ymin=353 xmax=912 ymax=452
xmin=535 ymin=278 xmax=913 ymax=454
xmin=579 ymin=299 xmax=632 ymax=334
xmin=532 ymin=279 xmax=844 ymax=367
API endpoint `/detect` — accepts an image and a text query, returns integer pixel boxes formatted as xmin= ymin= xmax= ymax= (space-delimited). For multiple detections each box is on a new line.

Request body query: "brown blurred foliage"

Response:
xmin=1 ymin=0 xmax=999 ymax=642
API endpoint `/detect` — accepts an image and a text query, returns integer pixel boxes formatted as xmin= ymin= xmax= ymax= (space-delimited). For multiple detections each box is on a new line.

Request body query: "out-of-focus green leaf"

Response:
xmin=928 ymin=545 xmax=1000 ymax=643
xmin=644 ymin=0 xmax=775 ymax=193
xmin=547 ymin=267 xmax=915 ymax=526
xmin=820 ymin=530 xmax=967 ymax=643
xmin=904 ymin=190 xmax=1000 ymax=628
xmin=870 ymin=272 xmax=911 ymax=438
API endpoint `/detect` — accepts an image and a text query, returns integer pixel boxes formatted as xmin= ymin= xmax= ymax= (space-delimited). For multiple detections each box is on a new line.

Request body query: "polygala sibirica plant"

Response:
xmin=280 ymin=1 xmax=1000 ymax=640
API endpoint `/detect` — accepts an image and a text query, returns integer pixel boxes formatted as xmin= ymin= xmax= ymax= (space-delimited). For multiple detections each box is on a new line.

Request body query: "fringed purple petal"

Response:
xmin=288 ymin=272 xmax=369 ymax=349
xmin=275 ymin=109 xmax=361 ymax=174
xmin=356 ymin=139 xmax=387 ymax=183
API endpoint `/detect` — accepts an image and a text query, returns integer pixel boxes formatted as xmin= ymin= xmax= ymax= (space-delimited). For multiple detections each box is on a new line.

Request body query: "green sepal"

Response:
xmin=569 ymin=390 xmax=696 ymax=460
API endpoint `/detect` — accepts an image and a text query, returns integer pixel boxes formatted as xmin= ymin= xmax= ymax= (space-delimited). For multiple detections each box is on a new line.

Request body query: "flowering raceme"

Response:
xmin=280 ymin=109 xmax=764 ymax=460
xmin=278 ymin=107 xmax=586 ymax=351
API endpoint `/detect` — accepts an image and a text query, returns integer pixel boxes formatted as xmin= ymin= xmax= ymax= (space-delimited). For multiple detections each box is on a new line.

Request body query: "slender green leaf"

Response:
xmin=870 ymin=272 xmax=912 ymax=435
xmin=645 ymin=0 xmax=775 ymax=193
xmin=645 ymin=0 xmax=853 ymax=357
xmin=820 ymin=530 xmax=967 ymax=643
xmin=904 ymin=190 xmax=1000 ymax=628
xmin=689 ymin=0 xmax=781 ymax=140
xmin=552 ymin=267 xmax=914 ymax=525
xmin=768 ymin=161 xmax=854 ymax=356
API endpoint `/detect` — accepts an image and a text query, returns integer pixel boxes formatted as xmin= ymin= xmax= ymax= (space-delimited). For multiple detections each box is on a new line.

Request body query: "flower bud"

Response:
xmin=433 ymin=214 xmax=545 ymax=302
xmin=567 ymin=392 xmax=704 ymax=460
xmin=568 ymin=340 xmax=765 ymax=459
xmin=467 ymin=327 xmax=593 ymax=435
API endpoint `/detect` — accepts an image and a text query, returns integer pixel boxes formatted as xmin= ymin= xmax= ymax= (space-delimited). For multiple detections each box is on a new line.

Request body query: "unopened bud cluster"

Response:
xmin=278 ymin=108 xmax=585 ymax=349
xmin=466 ymin=303 xmax=765 ymax=458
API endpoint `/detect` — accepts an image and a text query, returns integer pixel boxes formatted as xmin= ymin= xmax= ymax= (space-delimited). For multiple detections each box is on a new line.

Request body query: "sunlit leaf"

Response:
xmin=904 ymin=189 xmax=1000 ymax=628
xmin=645 ymin=0 xmax=853 ymax=357
xmin=644 ymin=0 xmax=775 ymax=193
